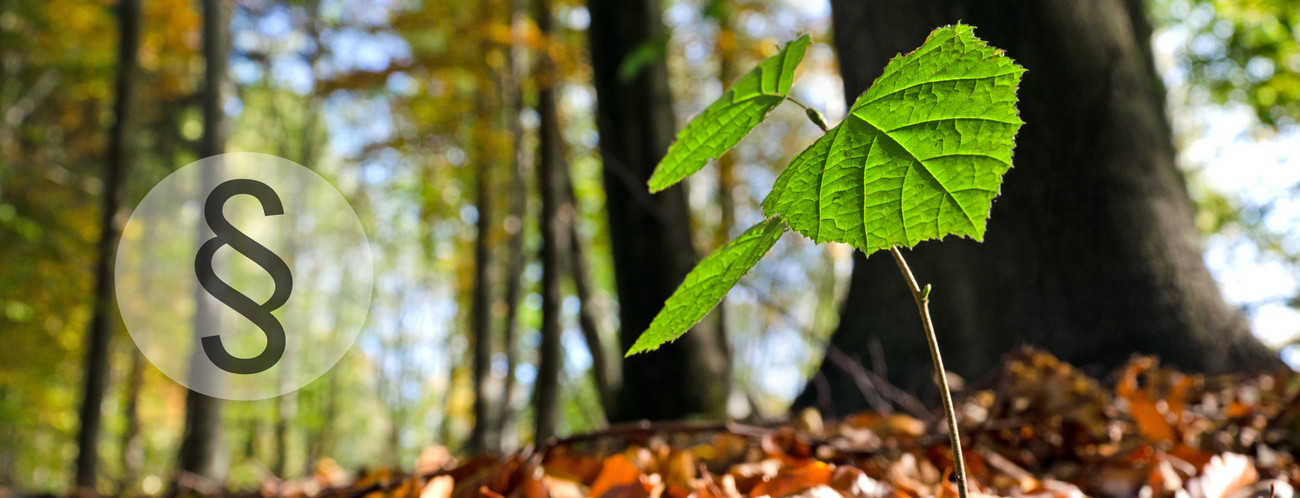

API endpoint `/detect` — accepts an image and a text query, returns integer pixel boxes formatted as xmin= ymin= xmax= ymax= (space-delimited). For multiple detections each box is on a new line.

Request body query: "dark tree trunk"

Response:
xmin=178 ymin=0 xmax=229 ymax=481
xmin=494 ymin=0 xmax=529 ymax=452
xmin=533 ymin=0 xmax=565 ymax=440
xmin=468 ymin=92 xmax=499 ymax=453
xmin=586 ymin=0 xmax=730 ymax=423
xmin=74 ymin=0 xmax=140 ymax=489
xmin=795 ymin=0 xmax=1281 ymax=417
xmin=470 ymin=0 xmax=516 ymax=453
xmin=118 ymin=339 xmax=146 ymax=493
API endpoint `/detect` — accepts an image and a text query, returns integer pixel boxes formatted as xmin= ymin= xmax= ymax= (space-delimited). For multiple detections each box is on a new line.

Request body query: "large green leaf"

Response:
xmin=763 ymin=24 xmax=1024 ymax=254
xmin=626 ymin=217 xmax=786 ymax=355
xmin=647 ymin=35 xmax=811 ymax=192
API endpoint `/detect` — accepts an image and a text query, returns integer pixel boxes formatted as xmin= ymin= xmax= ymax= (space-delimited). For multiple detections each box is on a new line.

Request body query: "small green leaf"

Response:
xmin=763 ymin=24 xmax=1024 ymax=255
xmin=626 ymin=217 xmax=787 ymax=356
xmin=648 ymin=34 xmax=811 ymax=192
xmin=618 ymin=33 xmax=670 ymax=83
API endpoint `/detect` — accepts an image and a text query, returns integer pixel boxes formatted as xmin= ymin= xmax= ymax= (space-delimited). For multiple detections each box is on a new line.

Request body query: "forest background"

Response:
xmin=1 ymin=0 xmax=1299 ymax=494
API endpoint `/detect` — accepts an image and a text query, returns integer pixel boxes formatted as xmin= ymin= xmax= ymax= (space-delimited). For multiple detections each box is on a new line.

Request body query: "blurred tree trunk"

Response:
xmin=704 ymin=0 xmax=738 ymax=250
xmin=303 ymin=372 xmax=337 ymax=475
xmin=533 ymin=0 xmax=565 ymax=441
xmin=178 ymin=0 xmax=229 ymax=482
xmin=494 ymin=2 xmax=528 ymax=451
xmin=469 ymin=0 xmax=507 ymax=452
xmin=468 ymin=95 xmax=499 ymax=454
xmin=74 ymin=0 xmax=140 ymax=489
xmin=118 ymin=328 xmax=146 ymax=492
xmin=586 ymin=0 xmax=731 ymax=423
xmin=795 ymin=0 xmax=1282 ymax=416
xmin=566 ymin=188 xmax=618 ymax=416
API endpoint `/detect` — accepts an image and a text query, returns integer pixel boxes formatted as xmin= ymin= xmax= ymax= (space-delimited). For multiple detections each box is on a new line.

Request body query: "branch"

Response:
xmin=888 ymin=246 xmax=968 ymax=498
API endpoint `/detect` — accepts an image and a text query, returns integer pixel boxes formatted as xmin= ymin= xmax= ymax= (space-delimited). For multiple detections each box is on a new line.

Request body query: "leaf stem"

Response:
xmin=786 ymin=96 xmax=829 ymax=132
xmin=888 ymin=246 xmax=968 ymax=498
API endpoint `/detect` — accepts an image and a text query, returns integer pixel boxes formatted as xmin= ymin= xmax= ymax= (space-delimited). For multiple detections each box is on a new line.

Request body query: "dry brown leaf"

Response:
xmin=545 ymin=447 xmax=606 ymax=484
xmin=1186 ymin=453 xmax=1258 ymax=498
xmin=1117 ymin=358 xmax=1178 ymax=444
xmin=748 ymin=461 xmax=832 ymax=498
xmin=591 ymin=454 xmax=657 ymax=498
xmin=830 ymin=466 xmax=892 ymax=498
xmin=730 ymin=459 xmax=784 ymax=494
xmin=517 ymin=464 xmax=549 ymax=498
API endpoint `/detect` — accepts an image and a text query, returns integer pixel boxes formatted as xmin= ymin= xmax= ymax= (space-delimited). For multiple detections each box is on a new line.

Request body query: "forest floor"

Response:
xmin=230 ymin=348 xmax=1298 ymax=498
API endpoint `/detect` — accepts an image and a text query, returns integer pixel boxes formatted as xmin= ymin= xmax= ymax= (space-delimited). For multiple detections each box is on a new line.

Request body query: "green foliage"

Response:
xmin=626 ymin=217 xmax=786 ymax=355
xmin=647 ymin=35 xmax=810 ymax=192
xmin=1155 ymin=0 xmax=1300 ymax=126
xmin=763 ymin=25 xmax=1023 ymax=253
xmin=630 ymin=24 xmax=1023 ymax=355
xmin=618 ymin=33 xmax=671 ymax=83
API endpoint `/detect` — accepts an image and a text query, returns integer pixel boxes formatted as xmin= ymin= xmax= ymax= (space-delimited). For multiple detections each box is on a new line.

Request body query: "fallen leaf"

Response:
xmin=591 ymin=454 xmax=656 ymax=498
xmin=1117 ymin=358 xmax=1178 ymax=444
xmin=748 ymin=461 xmax=832 ymax=498
xmin=1187 ymin=453 xmax=1257 ymax=498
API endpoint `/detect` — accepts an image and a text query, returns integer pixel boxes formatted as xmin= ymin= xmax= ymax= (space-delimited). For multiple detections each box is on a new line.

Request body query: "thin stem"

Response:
xmin=889 ymin=246 xmax=968 ymax=498
xmin=784 ymin=95 xmax=813 ymax=111
xmin=787 ymin=96 xmax=829 ymax=132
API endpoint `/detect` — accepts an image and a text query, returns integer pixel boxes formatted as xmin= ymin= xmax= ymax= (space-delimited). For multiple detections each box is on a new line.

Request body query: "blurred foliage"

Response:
xmin=1154 ymin=0 xmax=1300 ymax=126
xmin=1153 ymin=0 xmax=1300 ymax=347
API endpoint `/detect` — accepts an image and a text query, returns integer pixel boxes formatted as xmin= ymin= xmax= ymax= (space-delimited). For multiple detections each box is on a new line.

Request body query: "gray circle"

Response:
xmin=116 ymin=153 xmax=373 ymax=400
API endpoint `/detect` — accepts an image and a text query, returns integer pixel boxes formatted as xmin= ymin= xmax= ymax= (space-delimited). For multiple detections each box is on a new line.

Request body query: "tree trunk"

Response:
xmin=304 ymin=370 xmax=337 ymax=476
xmin=494 ymin=0 xmax=528 ymax=449
xmin=178 ymin=0 xmax=229 ymax=481
xmin=586 ymin=0 xmax=730 ymax=423
xmin=468 ymin=91 xmax=499 ymax=453
xmin=74 ymin=0 xmax=140 ymax=489
xmin=566 ymin=199 xmax=618 ymax=416
xmin=795 ymin=0 xmax=1282 ymax=417
xmin=533 ymin=0 xmax=565 ymax=441
xmin=491 ymin=0 xmax=527 ymax=452
xmin=118 ymin=337 xmax=146 ymax=492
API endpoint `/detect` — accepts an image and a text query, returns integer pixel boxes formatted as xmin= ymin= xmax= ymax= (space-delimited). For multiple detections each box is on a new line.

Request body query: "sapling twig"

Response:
xmin=888 ymin=246 xmax=968 ymax=498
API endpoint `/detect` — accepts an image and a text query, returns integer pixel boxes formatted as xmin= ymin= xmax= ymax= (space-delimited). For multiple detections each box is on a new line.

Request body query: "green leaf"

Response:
xmin=626 ymin=217 xmax=787 ymax=356
xmin=618 ymin=33 xmax=670 ymax=83
xmin=763 ymin=24 xmax=1024 ymax=254
xmin=647 ymin=34 xmax=811 ymax=192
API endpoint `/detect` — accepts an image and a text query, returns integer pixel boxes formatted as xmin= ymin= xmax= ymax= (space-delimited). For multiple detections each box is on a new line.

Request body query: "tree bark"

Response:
xmin=586 ymin=0 xmax=730 ymax=423
xmin=74 ymin=0 xmax=140 ymax=489
xmin=118 ymin=348 xmax=145 ymax=493
xmin=468 ymin=92 xmax=499 ymax=453
xmin=469 ymin=0 xmax=519 ymax=451
xmin=795 ymin=0 xmax=1282 ymax=417
xmin=533 ymin=0 xmax=565 ymax=441
xmin=494 ymin=5 xmax=528 ymax=448
xmin=178 ymin=0 xmax=229 ymax=481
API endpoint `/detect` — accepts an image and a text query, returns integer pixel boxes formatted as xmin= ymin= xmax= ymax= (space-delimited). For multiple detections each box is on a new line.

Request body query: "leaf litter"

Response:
xmin=230 ymin=348 xmax=1298 ymax=498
